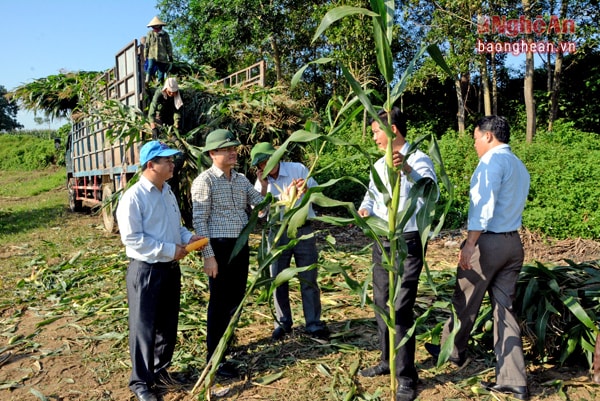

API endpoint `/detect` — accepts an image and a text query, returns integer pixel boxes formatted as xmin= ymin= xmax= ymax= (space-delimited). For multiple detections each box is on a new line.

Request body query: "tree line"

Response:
xmin=157 ymin=0 xmax=600 ymax=136
xmin=3 ymin=1 xmax=599 ymax=137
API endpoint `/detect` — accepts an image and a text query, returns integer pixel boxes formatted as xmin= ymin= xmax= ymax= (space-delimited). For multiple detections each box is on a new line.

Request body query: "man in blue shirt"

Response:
xmin=250 ymin=142 xmax=329 ymax=341
xmin=426 ymin=116 xmax=530 ymax=400
xmin=116 ymin=141 xmax=204 ymax=401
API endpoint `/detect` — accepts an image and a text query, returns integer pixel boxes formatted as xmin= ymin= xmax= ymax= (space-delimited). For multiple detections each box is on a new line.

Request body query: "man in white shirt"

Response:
xmin=251 ymin=142 xmax=329 ymax=341
xmin=358 ymin=107 xmax=437 ymax=401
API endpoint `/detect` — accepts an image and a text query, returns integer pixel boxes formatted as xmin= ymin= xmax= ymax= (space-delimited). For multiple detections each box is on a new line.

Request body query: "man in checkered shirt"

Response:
xmin=191 ymin=129 xmax=265 ymax=378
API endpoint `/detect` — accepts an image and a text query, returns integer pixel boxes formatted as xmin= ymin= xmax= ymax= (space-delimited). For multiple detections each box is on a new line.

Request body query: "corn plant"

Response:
xmin=285 ymin=1 xmax=454 ymax=398
xmin=516 ymin=260 xmax=600 ymax=366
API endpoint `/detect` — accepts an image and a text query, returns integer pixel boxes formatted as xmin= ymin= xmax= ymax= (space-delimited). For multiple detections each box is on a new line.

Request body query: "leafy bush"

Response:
xmin=0 ymin=131 xmax=65 ymax=170
xmin=313 ymin=119 xmax=372 ymax=209
xmin=515 ymin=120 xmax=600 ymax=239
xmin=516 ymin=260 xmax=600 ymax=366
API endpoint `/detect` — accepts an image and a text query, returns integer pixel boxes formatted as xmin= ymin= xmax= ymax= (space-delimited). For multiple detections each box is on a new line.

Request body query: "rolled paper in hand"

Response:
xmin=185 ymin=238 xmax=209 ymax=252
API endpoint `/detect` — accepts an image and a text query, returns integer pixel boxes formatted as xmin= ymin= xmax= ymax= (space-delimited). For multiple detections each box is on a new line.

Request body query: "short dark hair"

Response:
xmin=370 ymin=106 xmax=407 ymax=137
xmin=141 ymin=155 xmax=163 ymax=171
xmin=475 ymin=115 xmax=510 ymax=143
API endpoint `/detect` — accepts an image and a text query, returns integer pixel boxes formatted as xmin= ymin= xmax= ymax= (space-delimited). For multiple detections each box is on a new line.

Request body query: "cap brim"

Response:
xmin=157 ymin=149 xmax=181 ymax=157
xmin=204 ymin=140 xmax=241 ymax=152
xmin=251 ymin=153 xmax=270 ymax=166
xmin=140 ymin=148 xmax=181 ymax=166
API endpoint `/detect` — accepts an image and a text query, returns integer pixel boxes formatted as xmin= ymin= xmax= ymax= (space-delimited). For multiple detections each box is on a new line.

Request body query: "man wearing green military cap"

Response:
xmin=191 ymin=129 xmax=263 ymax=378
xmin=250 ymin=142 xmax=329 ymax=341
xmin=202 ymin=129 xmax=241 ymax=152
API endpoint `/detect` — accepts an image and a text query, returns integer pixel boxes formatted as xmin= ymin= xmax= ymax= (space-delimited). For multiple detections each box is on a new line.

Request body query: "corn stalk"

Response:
xmin=287 ymin=0 xmax=455 ymax=397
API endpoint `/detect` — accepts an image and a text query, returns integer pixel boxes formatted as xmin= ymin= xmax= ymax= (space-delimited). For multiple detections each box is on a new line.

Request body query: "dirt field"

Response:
xmin=1 ymin=185 xmax=600 ymax=401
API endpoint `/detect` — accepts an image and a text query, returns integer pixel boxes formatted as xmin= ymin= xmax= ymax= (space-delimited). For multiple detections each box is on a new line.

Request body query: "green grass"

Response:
xmin=0 ymin=168 xmax=65 ymax=197
xmin=0 ymin=167 xmax=69 ymax=244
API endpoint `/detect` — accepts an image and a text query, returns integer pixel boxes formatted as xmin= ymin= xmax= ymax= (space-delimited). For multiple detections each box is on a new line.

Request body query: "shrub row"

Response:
xmin=3 ymin=118 xmax=598 ymax=239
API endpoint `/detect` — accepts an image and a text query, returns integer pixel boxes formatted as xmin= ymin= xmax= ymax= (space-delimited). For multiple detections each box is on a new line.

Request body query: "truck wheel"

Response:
xmin=102 ymin=184 xmax=118 ymax=233
xmin=68 ymin=178 xmax=83 ymax=212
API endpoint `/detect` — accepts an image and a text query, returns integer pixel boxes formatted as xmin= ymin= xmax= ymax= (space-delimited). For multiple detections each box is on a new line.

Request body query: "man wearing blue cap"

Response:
xmin=116 ymin=140 xmax=204 ymax=401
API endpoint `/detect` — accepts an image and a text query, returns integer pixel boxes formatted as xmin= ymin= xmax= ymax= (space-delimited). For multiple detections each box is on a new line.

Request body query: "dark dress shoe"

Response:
xmin=133 ymin=389 xmax=159 ymax=401
xmin=481 ymin=380 xmax=529 ymax=400
xmin=359 ymin=362 xmax=390 ymax=377
xmin=216 ymin=361 xmax=239 ymax=378
xmin=271 ymin=325 xmax=292 ymax=340
xmin=396 ymin=384 xmax=417 ymax=401
xmin=424 ymin=343 xmax=469 ymax=367
xmin=154 ymin=370 xmax=187 ymax=388
xmin=306 ymin=326 xmax=330 ymax=340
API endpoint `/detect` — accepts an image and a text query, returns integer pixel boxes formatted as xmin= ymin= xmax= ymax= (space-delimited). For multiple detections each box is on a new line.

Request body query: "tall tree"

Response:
xmin=546 ymin=0 xmax=569 ymax=131
xmin=541 ymin=0 xmax=599 ymax=131
xmin=0 ymin=86 xmax=23 ymax=131
xmin=404 ymin=0 xmax=488 ymax=133
xmin=522 ymin=0 xmax=536 ymax=142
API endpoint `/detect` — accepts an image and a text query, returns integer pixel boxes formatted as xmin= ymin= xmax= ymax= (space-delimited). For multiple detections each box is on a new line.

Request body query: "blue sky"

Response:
xmin=2 ymin=0 xmax=160 ymax=129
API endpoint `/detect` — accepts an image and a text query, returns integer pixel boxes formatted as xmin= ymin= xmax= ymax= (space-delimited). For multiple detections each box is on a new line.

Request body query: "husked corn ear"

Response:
xmin=185 ymin=238 xmax=209 ymax=252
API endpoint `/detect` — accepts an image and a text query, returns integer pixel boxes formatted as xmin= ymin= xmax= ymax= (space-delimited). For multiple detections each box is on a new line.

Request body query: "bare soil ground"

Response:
xmin=2 ymin=188 xmax=600 ymax=401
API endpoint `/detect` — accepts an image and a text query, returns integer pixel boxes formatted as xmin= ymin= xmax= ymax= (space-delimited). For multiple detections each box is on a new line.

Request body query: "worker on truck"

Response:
xmin=148 ymin=77 xmax=186 ymax=215
xmin=148 ymin=77 xmax=183 ymax=140
xmin=144 ymin=16 xmax=173 ymax=85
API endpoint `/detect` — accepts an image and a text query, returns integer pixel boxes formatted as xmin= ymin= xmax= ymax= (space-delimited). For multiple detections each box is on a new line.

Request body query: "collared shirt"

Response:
xmin=468 ymin=144 xmax=530 ymax=233
xmin=191 ymin=165 xmax=264 ymax=258
xmin=359 ymin=142 xmax=437 ymax=232
xmin=253 ymin=161 xmax=318 ymax=219
xmin=116 ymin=175 xmax=193 ymax=263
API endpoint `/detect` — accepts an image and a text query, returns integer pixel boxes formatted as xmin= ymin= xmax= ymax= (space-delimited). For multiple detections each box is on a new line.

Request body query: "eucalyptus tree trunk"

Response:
xmin=523 ymin=0 xmax=536 ymax=142
xmin=548 ymin=52 xmax=563 ymax=132
xmin=491 ymin=51 xmax=498 ymax=115
xmin=454 ymin=78 xmax=465 ymax=133
xmin=480 ymin=55 xmax=492 ymax=116
xmin=548 ymin=0 xmax=568 ymax=131
xmin=270 ymin=36 xmax=283 ymax=83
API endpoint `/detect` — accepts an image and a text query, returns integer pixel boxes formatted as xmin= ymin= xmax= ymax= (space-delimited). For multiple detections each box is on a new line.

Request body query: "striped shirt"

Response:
xmin=191 ymin=165 xmax=264 ymax=258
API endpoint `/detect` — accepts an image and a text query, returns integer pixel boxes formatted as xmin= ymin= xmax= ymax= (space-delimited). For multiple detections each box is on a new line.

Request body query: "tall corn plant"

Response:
xmin=287 ymin=0 xmax=457 ymax=397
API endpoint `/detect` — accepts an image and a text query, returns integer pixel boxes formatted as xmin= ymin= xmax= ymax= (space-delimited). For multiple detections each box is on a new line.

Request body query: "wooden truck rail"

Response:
xmin=67 ymin=39 xmax=145 ymax=232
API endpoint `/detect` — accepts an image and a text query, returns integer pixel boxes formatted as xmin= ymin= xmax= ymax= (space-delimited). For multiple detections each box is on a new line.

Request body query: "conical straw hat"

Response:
xmin=147 ymin=16 xmax=166 ymax=27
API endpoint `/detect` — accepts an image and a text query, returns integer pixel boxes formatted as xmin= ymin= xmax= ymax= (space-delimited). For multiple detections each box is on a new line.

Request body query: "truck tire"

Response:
xmin=68 ymin=178 xmax=83 ymax=212
xmin=102 ymin=184 xmax=118 ymax=233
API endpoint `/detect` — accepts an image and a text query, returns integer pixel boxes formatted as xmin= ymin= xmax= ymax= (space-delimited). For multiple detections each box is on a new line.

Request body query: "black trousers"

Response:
xmin=206 ymin=238 xmax=249 ymax=361
xmin=126 ymin=259 xmax=181 ymax=393
xmin=372 ymin=231 xmax=424 ymax=387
